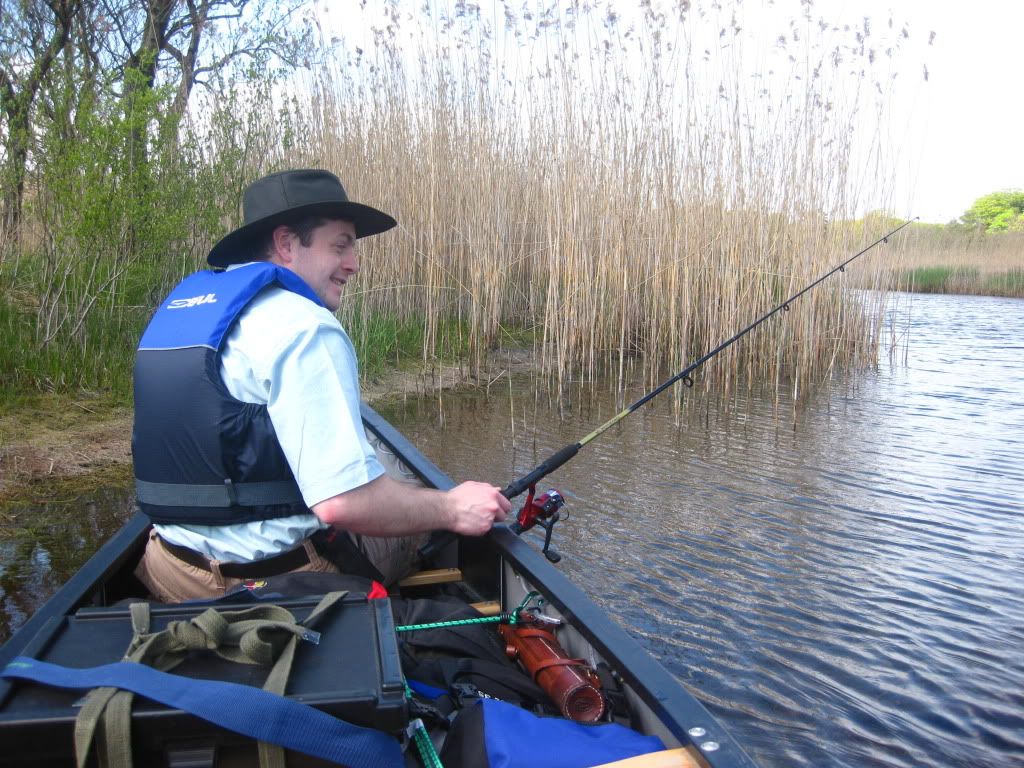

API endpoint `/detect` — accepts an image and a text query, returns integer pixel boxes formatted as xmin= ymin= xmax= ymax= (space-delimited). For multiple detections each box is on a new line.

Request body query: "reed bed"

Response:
xmin=882 ymin=225 xmax=1024 ymax=297
xmin=1 ymin=1 xmax=922 ymax=405
xmin=307 ymin=1 xmax=911 ymax=402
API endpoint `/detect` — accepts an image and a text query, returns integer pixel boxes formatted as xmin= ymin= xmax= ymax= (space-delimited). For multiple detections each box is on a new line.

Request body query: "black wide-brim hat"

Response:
xmin=207 ymin=169 xmax=398 ymax=267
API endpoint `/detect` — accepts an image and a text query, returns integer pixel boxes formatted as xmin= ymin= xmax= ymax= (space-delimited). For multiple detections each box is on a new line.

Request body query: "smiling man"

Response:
xmin=131 ymin=169 xmax=510 ymax=602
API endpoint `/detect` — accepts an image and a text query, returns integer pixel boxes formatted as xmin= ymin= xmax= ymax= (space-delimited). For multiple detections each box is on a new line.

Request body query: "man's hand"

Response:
xmin=443 ymin=482 xmax=511 ymax=536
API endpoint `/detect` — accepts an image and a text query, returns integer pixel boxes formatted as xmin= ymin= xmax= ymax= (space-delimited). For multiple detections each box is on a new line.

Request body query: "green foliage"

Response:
xmin=984 ymin=269 xmax=1024 ymax=297
xmin=345 ymin=310 xmax=472 ymax=381
xmin=0 ymin=68 xmax=252 ymax=399
xmin=896 ymin=265 xmax=1024 ymax=298
xmin=960 ymin=190 xmax=1024 ymax=233
xmin=860 ymin=210 xmax=905 ymax=230
xmin=900 ymin=266 xmax=980 ymax=293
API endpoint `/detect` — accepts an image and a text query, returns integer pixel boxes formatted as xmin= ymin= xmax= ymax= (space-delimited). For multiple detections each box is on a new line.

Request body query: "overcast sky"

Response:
xmin=859 ymin=0 xmax=1024 ymax=223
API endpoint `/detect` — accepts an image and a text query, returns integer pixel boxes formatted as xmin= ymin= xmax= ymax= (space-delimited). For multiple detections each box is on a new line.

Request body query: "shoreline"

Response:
xmin=0 ymin=350 xmax=537 ymax=508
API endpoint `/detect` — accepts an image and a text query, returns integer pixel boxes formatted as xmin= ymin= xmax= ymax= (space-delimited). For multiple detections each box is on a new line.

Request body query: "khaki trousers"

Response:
xmin=134 ymin=531 xmax=337 ymax=603
xmin=135 ymin=529 xmax=429 ymax=603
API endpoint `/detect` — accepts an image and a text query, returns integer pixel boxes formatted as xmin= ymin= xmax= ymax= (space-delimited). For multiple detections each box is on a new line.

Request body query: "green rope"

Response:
xmin=394 ymin=591 xmax=541 ymax=634
xmin=407 ymin=717 xmax=443 ymax=768
xmin=396 ymin=614 xmax=504 ymax=633
xmin=404 ymin=683 xmax=444 ymax=768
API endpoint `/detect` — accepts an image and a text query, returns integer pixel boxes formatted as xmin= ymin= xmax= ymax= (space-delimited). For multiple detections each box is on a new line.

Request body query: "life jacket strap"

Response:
xmin=135 ymin=478 xmax=304 ymax=508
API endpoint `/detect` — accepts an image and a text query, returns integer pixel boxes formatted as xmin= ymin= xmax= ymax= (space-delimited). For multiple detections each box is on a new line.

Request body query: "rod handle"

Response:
xmin=417 ymin=443 xmax=581 ymax=562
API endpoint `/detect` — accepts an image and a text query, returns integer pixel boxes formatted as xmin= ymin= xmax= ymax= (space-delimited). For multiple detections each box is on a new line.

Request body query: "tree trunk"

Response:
xmin=0 ymin=0 xmax=76 ymax=237
xmin=123 ymin=0 xmax=177 ymax=165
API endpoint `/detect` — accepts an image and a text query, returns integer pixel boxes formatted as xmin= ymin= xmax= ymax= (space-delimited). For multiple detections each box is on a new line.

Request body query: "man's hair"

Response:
xmin=260 ymin=215 xmax=336 ymax=259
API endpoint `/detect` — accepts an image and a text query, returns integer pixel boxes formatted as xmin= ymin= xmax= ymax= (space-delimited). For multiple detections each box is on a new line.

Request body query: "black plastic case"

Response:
xmin=0 ymin=594 xmax=407 ymax=766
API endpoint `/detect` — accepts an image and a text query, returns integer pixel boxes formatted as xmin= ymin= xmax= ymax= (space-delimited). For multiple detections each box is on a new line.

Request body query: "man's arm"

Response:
xmin=312 ymin=475 xmax=510 ymax=537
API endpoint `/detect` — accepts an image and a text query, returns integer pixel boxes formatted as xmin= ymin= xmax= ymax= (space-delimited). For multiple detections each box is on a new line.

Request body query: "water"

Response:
xmin=376 ymin=292 xmax=1024 ymax=768
xmin=2 ymin=292 xmax=1022 ymax=767
xmin=0 ymin=487 xmax=134 ymax=642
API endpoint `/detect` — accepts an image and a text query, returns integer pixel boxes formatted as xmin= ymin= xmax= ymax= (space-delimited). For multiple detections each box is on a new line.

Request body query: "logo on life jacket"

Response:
xmin=242 ymin=579 xmax=268 ymax=590
xmin=168 ymin=293 xmax=217 ymax=309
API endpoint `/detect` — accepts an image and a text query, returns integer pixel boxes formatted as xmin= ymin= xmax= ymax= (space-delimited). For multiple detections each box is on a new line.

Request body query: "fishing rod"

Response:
xmin=420 ymin=218 xmax=916 ymax=562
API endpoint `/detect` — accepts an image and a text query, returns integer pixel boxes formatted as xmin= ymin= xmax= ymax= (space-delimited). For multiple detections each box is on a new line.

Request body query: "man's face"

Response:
xmin=279 ymin=219 xmax=358 ymax=311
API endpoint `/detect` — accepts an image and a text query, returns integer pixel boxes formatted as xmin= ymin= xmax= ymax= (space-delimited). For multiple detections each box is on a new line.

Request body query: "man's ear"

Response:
xmin=269 ymin=224 xmax=295 ymax=265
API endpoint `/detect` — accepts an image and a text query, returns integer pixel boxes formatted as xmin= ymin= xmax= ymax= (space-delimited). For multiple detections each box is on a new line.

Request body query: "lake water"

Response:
xmin=2 ymin=291 xmax=1022 ymax=767
xmin=375 ymin=292 xmax=1024 ymax=768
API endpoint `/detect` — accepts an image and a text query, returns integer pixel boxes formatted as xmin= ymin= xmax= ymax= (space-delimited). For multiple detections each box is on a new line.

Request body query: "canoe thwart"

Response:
xmin=469 ymin=601 xmax=502 ymax=616
xmin=397 ymin=567 xmax=462 ymax=588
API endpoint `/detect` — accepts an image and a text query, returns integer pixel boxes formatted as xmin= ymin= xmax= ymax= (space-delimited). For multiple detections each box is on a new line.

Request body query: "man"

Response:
xmin=132 ymin=169 xmax=510 ymax=602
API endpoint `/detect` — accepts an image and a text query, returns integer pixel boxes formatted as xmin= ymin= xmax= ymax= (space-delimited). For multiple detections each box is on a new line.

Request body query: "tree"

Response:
xmin=103 ymin=0 xmax=313 ymax=158
xmin=0 ymin=0 xmax=315 ymax=236
xmin=960 ymin=190 xmax=1024 ymax=233
xmin=0 ymin=0 xmax=78 ymax=232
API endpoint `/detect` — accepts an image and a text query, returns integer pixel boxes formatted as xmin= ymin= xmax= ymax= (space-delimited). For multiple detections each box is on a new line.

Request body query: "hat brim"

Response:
xmin=207 ymin=200 xmax=397 ymax=267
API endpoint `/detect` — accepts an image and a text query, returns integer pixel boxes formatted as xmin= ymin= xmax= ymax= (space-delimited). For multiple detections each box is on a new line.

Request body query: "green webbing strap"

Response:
xmin=257 ymin=593 xmax=345 ymax=768
xmin=74 ymin=604 xmax=157 ymax=768
xmin=74 ymin=592 xmax=346 ymax=768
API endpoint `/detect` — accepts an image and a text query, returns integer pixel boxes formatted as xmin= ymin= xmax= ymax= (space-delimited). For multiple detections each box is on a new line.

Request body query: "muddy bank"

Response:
xmin=0 ymin=350 xmax=537 ymax=508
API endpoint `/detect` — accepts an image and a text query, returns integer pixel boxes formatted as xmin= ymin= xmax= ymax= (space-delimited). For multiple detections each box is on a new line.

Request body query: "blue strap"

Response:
xmin=2 ymin=657 xmax=402 ymax=768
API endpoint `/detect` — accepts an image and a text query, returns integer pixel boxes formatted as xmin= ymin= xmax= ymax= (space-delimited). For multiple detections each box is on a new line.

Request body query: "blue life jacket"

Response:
xmin=133 ymin=263 xmax=324 ymax=525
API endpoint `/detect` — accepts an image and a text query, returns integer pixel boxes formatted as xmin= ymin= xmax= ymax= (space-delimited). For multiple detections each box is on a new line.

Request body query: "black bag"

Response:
xmin=390 ymin=596 xmax=548 ymax=711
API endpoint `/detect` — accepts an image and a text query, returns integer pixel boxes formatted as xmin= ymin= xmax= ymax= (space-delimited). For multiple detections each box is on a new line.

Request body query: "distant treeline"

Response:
xmin=1 ymin=1 xmax=976 ymax=405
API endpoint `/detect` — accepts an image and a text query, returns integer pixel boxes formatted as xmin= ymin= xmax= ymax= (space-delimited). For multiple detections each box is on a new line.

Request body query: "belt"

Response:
xmin=157 ymin=535 xmax=312 ymax=579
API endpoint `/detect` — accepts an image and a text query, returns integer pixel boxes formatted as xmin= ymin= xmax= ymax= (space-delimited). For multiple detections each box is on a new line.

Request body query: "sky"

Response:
xmin=861 ymin=0 xmax=1024 ymax=223
xmin=316 ymin=0 xmax=1023 ymax=225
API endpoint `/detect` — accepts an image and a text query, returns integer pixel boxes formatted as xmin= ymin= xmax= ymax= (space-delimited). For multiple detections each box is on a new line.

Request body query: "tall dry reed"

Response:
xmin=285 ymin=1 xmax=917 ymax=400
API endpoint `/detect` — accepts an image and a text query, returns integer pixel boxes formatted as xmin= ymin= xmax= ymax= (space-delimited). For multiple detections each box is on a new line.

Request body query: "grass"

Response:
xmin=0 ymin=463 xmax=134 ymax=509
xmin=901 ymin=266 xmax=979 ymax=293
xmin=347 ymin=311 xmax=473 ymax=382
xmin=0 ymin=391 xmax=132 ymax=508
xmin=905 ymin=266 xmax=1024 ymax=298
xmin=984 ymin=269 xmax=1024 ymax=295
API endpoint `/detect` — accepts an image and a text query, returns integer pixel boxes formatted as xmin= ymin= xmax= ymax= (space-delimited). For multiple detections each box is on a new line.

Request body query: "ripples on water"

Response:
xmin=379 ymin=293 xmax=1024 ymax=768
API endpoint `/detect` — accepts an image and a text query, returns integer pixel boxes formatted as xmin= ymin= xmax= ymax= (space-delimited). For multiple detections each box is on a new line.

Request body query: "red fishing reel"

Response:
xmin=510 ymin=486 xmax=565 ymax=563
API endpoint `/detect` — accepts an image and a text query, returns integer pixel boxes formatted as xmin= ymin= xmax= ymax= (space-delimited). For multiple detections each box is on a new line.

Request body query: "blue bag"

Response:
xmin=440 ymin=697 xmax=665 ymax=768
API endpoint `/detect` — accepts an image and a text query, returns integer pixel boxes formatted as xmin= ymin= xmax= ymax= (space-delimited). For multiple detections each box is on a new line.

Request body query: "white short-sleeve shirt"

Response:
xmin=153 ymin=265 xmax=385 ymax=561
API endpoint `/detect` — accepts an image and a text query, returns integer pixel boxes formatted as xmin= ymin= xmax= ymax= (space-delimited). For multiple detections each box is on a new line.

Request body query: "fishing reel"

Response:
xmin=510 ymin=486 xmax=565 ymax=563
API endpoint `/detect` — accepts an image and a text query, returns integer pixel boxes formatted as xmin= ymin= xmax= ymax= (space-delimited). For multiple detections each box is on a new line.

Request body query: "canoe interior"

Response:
xmin=0 ymin=404 xmax=757 ymax=768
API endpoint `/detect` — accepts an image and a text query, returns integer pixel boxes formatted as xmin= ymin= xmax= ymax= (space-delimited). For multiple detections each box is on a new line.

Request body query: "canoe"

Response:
xmin=0 ymin=403 xmax=758 ymax=768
